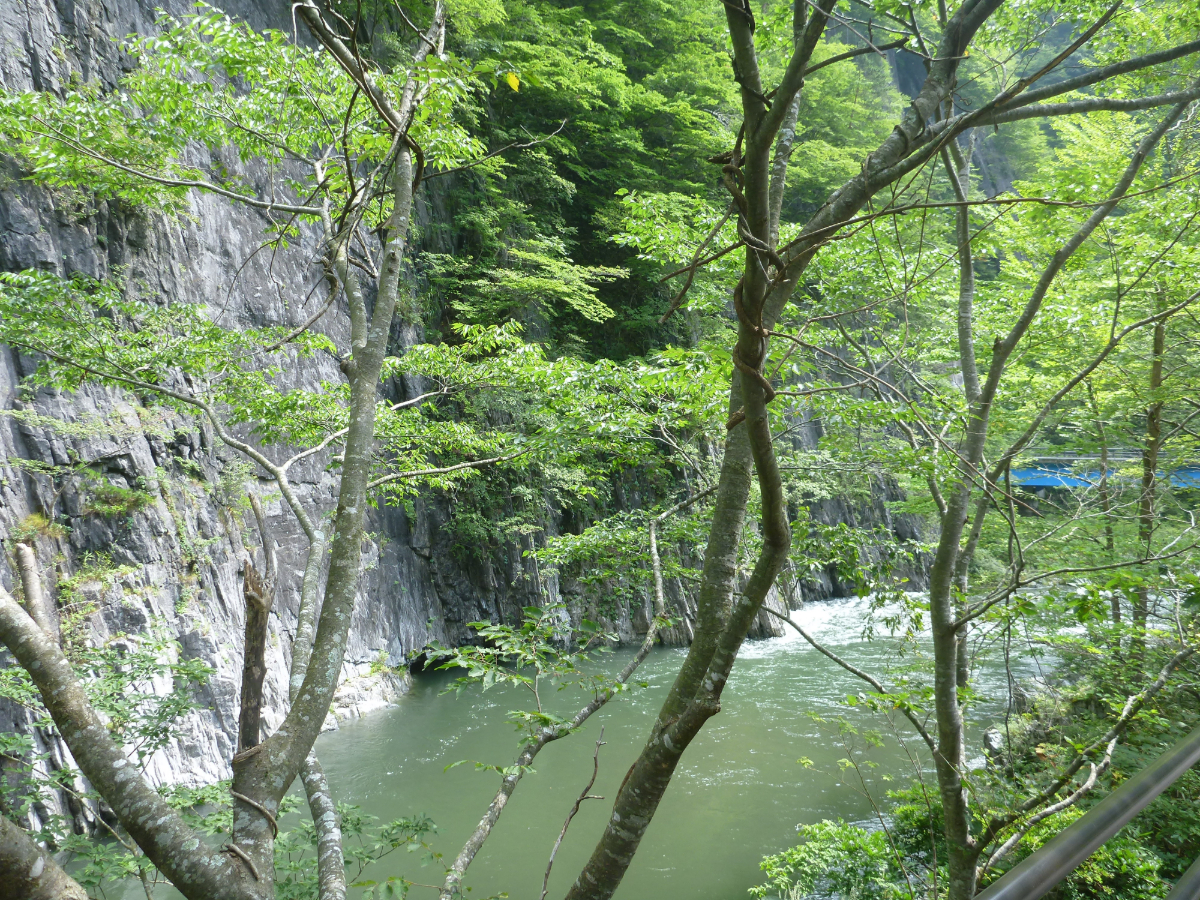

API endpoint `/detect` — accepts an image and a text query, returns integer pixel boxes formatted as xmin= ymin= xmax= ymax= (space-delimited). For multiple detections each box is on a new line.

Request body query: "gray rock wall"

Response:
xmin=0 ymin=0 xmax=434 ymax=824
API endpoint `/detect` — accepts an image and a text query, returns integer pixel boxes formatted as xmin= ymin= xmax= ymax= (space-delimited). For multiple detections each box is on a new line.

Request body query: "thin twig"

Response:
xmin=766 ymin=607 xmax=937 ymax=754
xmin=424 ymin=119 xmax=570 ymax=180
xmin=263 ymin=284 xmax=340 ymax=352
xmin=367 ymin=449 xmax=529 ymax=489
xmin=658 ymin=204 xmax=737 ymax=323
xmin=541 ymin=727 xmax=606 ymax=900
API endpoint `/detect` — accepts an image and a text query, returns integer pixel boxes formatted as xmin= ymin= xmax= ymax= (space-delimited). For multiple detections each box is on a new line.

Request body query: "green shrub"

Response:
xmin=87 ymin=480 xmax=154 ymax=517
xmin=751 ymin=819 xmax=915 ymax=900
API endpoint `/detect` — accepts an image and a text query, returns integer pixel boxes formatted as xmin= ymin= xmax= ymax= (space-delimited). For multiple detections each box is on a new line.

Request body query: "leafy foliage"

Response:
xmin=430 ymin=604 xmax=618 ymax=741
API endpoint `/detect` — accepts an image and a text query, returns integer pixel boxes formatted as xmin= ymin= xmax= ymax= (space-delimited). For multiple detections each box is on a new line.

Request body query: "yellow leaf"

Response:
xmin=504 ymin=71 xmax=520 ymax=91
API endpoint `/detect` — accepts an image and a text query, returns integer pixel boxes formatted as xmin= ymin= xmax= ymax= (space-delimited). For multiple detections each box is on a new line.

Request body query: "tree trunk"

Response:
xmin=1132 ymin=316 xmax=1166 ymax=661
xmin=924 ymin=94 xmax=1187 ymax=900
xmin=0 ymin=813 xmax=87 ymax=900
xmin=562 ymin=3 xmax=1006 ymax=895
xmin=227 ymin=145 xmax=416 ymax=882
xmin=13 ymin=543 xmax=58 ymax=645
xmin=1086 ymin=381 xmax=1119 ymax=624
xmin=237 ymin=562 xmax=273 ymax=752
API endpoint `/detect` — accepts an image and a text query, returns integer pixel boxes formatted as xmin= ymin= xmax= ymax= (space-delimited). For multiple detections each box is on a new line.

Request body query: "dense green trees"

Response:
xmin=0 ymin=1 xmax=1199 ymax=899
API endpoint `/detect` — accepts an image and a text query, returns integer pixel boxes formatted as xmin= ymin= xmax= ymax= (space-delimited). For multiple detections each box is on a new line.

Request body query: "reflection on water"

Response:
xmin=314 ymin=597 xmax=1019 ymax=900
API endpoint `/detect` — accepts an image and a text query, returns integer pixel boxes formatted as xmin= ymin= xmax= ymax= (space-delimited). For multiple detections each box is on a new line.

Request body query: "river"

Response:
xmin=311 ymin=596 xmax=1027 ymax=899
xmin=119 ymin=596 xmax=1033 ymax=899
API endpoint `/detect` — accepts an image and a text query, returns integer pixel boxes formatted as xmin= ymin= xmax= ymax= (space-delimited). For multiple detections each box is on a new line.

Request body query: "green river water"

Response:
xmin=125 ymin=596 xmax=1030 ymax=899
xmin=310 ymin=597 xmax=1020 ymax=900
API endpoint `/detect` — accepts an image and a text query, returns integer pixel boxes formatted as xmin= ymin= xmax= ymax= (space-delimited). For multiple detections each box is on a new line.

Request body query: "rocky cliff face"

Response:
xmin=0 ymin=0 xmax=927 ymax=833
xmin=0 ymin=0 xmax=442 ymax=825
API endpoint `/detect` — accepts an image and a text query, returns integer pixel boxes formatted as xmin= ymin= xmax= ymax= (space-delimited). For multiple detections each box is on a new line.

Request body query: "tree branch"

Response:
xmin=0 ymin=588 xmax=252 ymax=899
xmin=12 ymin=542 xmax=58 ymax=645
xmin=758 ymin=0 xmax=838 ymax=143
xmin=0 ymin=812 xmax=87 ymax=900
xmin=437 ymin=487 xmax=711 ymax=900
xmin=25 ymin=120 xmax=321 ymax=216
xmin=978 ymin=646 xmax=1195 ymax=848
xmin=541 ymin=728 xmax=606 ymax=900
xmin=766 ymin=607 xmax=937 ymax=754
xmin=367 ymin=450 xmax=528 ymax=489
xmin=1001 ymin=38 xmax=1200 ymax=110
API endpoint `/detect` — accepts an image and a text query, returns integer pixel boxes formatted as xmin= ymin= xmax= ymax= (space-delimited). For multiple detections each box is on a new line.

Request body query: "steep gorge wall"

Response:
xmin=0 ymin=0 xmax=536 ymax=817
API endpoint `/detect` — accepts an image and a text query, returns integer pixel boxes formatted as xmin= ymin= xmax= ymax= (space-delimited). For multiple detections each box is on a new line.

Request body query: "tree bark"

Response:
xmin=300 ymin=751 xmax=345 ymax=900
xmin=943 ymin=127 xmax=978 ymax=693
xmin=237 ymin=562 xmax=272 ymax=752
xmin=0 ymin=812 xmax=87 ymax=900
xmin=288 ymin=538 xmax=345 ymax=900
xmin=13 ymin=543 xmax=58 ymax=645
xmin=0 ymin=588 xmax=256 ymax=900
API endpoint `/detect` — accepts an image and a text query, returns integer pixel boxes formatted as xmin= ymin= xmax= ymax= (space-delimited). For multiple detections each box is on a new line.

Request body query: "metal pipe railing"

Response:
xmin=1165 ymin=852 xmax=1200 ymax=900
xmin=976 ymin=721 xmax=1200 ymax=900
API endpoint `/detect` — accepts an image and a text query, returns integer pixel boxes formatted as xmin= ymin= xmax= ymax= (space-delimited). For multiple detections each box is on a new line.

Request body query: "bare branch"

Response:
xmin=424 ymin=119 xmax=570 ymax=180
xmin=437 ymin=487 xmax=711 ymax=899
xmin=263 ymin=283 xmax=340 ymax=353
xmin=758 ymin=0 xmax=838 ymax=143
xmin=541 ymin=728 xmax=606 ymax=900
xmin=766 ymin=607 xmax=937 ymax=754
xmin=238 ymin=497 xmax=276 ymax=753
xmin=367 ymin=449 xmax=528 ymax=489
xmin=988 ymin=83 xmax=1200 ymax=126
xmin=283 ymin=387 xmax=452 ymax=472
xmin=26 ymin=119 xmax=321 ymax=216
xmin=957 ymin=539 xmax=1200 ymax=629
xmin=658 ymin=204 xmax=737 ymax=323
xmin=804 ymin=38 xmax=910 ymax=76
xmin=1003 ymin=37 xmax=1200 ymax=110
xmin=978 ymin=647 xmax=1194 ymax=848
xmin=0 ymin=340 xmax=321 ymax=545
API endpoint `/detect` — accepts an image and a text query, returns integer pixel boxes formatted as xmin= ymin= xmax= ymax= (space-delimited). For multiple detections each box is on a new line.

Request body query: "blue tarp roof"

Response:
xmin=1011 ymin=468 xmax=1095 ymax=487
xmin=1011 ymin=465 xmax=1200 ymax=489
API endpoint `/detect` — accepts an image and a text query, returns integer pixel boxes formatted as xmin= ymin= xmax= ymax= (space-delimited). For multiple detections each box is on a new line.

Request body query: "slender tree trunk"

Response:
xmin=563 ymin=3 xmax=1007 ymax=896
xmin=929 ymin=486 xmax=983 ymax=900
xmin=925 ymin=98 xmax=1187 ymax=900
xmin=1086 ymin=381 xmax=1119 ymax=626
xmin=944 ymin=130 xmax=978 ymax=695
xmin=227 ymin=147 xmax=414 ymax=877
xmin=1132 ymin=316 xmax=1166 ymax=661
